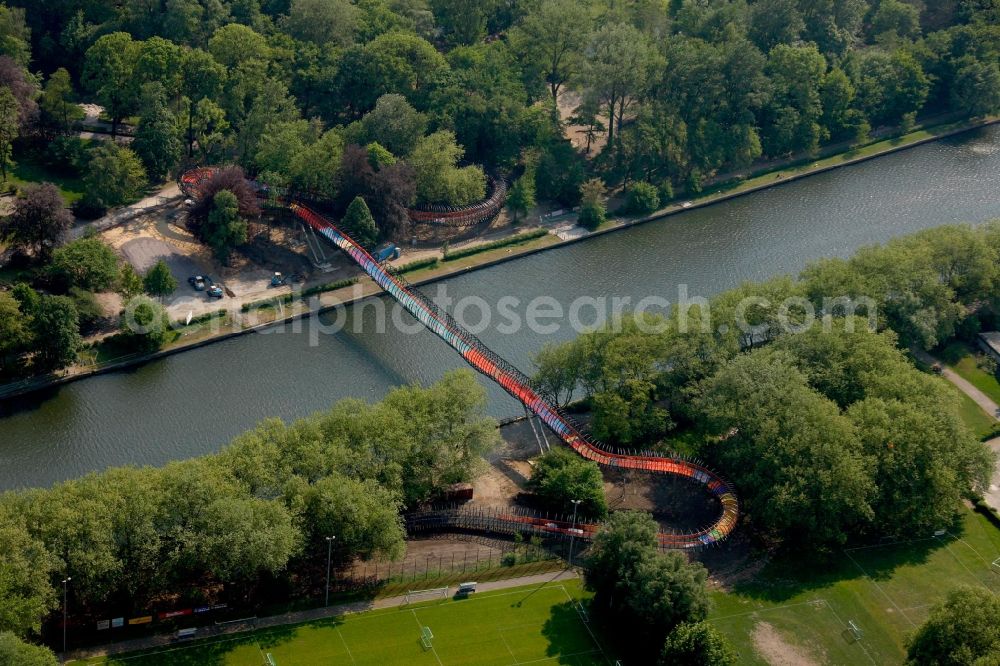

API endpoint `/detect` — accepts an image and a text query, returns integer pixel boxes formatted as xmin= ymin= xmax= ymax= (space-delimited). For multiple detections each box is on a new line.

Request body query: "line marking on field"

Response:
xmin=411 ymin=610 xmax=443 ymax=666
xmin=335 ymin=626 xmax=357 ymax=665
xmin=818 ymin=598 xmax=878 ymax=665
xmin=844 ymin=536 xmax=937 ymax=552
xmin=942 ymin=540 xmax=999 ymax=597
xmin=498 ymin=627 xmax=520 ymax=664
xmin=557 ymin=585 xmax=612 ymax=665
xmin=711 ymin=599 xmax=828 ymax=621
xmin=843 ymin=549 xmax=917 ymax=629
xmin=516 ymin=649 xmax=602 ymax=664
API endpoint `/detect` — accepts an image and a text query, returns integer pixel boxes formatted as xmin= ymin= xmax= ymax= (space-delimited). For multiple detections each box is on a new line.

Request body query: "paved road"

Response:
xmin=65 ymin=569 xmax=580 ymax=663
xmin=986 ymin=437 xmax=1000 ymax=514
xmin=912 ymin=349 xmax=1000 ymax=421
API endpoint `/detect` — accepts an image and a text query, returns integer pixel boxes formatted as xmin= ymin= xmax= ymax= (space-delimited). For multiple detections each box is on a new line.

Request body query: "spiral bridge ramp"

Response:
xmin=181 ymin=168 xmax=739 ymax=548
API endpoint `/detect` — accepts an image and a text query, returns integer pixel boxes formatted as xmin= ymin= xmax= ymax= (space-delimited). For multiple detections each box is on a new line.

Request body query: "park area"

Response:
xmin=68 ymin=581 xmax=611 ymax=666
xmin=708 ymin=508 xmax=1000 ymax=665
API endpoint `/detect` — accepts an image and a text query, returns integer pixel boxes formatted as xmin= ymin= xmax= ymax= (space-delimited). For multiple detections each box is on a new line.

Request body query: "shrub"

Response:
xmin=626 ymin=181 xmax=660 ymax=215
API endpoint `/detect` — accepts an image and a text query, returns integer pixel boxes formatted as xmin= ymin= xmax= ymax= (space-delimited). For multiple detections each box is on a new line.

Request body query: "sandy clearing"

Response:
xmin=751 ymin=621 xmax=821 ymax=666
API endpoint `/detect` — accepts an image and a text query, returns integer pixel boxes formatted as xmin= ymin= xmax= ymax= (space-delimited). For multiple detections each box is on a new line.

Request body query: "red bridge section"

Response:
xmin=181 ymin=168 xmax=739 ymax=548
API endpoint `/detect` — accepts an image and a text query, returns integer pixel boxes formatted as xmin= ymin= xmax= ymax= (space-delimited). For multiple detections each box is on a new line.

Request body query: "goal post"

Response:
xmin=421 ymin=626 xmax=434 ymax=650
xmin=403 ymin=587 xmax=449 ymax=605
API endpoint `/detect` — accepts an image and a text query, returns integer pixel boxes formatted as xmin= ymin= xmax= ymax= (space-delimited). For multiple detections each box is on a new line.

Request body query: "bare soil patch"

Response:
xmin=751 ymin=621 xmax=821 ymax=666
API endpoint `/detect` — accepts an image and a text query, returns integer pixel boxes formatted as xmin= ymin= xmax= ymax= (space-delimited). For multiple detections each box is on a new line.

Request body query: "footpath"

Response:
xmin=65 ymin=570 xmax=580 ymax=663
xmin=912 ymin=349 xmax=1000 ymax=515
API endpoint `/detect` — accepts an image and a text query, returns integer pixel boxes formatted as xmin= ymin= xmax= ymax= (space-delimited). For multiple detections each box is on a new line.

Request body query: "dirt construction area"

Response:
xmin=101 ymin=204 xmax=356 ymax=319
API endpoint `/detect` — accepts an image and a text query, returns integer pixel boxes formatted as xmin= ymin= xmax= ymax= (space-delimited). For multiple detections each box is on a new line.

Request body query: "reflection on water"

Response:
xmin=1 ymin=126 xmax=999 ymax=490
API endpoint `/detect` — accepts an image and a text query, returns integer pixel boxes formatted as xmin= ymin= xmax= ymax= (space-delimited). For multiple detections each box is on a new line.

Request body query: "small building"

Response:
xmin=977 ymin=331 xmax=1000 ymax=364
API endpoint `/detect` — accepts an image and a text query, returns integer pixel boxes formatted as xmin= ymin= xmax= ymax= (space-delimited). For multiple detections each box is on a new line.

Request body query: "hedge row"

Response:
xmin=240 ymin=278 xmax=359 ymax=312
xmin=442 ymin=229 xmax=548 ymax=262
xmin=391 ymin=257 xmax=439 ymax=274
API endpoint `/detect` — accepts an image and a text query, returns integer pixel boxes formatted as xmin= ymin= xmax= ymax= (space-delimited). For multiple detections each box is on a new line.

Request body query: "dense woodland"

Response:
xmin=533 ymin=222 xmax=1000 ymax=550
xmin=0 ymin=0 xmax=998 ymax=377
xmin=0 ymin=0 xmax=996 ymax=220
xmin=0 ymin=0 xmax=999 ymax=662
xmin=0 ymin=370 xmax=499 ymax=662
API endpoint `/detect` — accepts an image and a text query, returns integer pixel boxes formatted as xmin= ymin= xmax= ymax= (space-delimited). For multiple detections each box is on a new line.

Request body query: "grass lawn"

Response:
xmin=939 ymin=341 xmax=1000 ymax=406
xmin=69 ymin=580 xmax=612 ymax=666
xmin=8 ymin=154 xmax=87 ymax=204
xmin=954 ymin=387 xmax=1000 ymax=440
xmin=710 ymin=508 xmax=1000 ymax=665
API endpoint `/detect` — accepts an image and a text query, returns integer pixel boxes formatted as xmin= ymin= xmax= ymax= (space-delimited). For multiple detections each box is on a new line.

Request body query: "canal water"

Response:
xmin=2 ymin=127 xmax=999 ymax=490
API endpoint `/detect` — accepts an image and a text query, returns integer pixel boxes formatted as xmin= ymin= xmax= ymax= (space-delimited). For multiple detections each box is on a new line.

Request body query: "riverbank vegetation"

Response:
xmin=0 ymin=370 xmax=498 ymax=660
xmin=0 ymin=0 xmax=997 ymax=380
xmin=533 ymin=222 xmax=1000 ymax=550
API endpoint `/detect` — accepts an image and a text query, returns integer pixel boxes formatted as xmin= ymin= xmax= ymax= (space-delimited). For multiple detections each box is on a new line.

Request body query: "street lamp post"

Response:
xmin=325 ymin=536 xmax=336 ymax=607
xmin=568 ymin=500 xmax=582 ymax=567
xmin=62 ymin=576 xmax=71 ymax=658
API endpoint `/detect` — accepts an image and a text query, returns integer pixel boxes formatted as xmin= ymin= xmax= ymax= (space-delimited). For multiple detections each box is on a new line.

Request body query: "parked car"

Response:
xmin=188 ymin=276 xmax=207 ymax=291
xmin=207 ymin=285 xmax=224 ymax=298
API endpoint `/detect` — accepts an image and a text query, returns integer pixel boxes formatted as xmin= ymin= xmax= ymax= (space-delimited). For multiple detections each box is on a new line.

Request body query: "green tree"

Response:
xmin=120 ymin=296 xmax=169 ymax=352
xmin=855 ymin=51 xmax=930 ymax=126
xmin=208 ymin=24 xmax=270 ymax=68
xmin=0 ymin=4 xmax=29 ymax=67
xmin=869 ymin=0 xmax=921 ymax=41
xmin=748 ymin=0 xmax=804 ymax=51
xmin=586 ymin=511 xmax=710 ymax=659
xmin=0 ymin=292 xmax=28 ymax=369
xmin=342 ymin=196 xmax=378 ymax=248
xmin=0 ymin=183 xmax=73 ymax=260
xmin=585 ymin=510 xmax=659 ymax=609
xmin=907 ymin=586 xmax=1000 ymax=665
xmin=626 ymin=181 xmax=659 ymax=215
xmin=762 ymin=44 xmax=828 ymax=157
xmin=0 ymin=633 xmax=58 ymax=666
xmin=283 ymin=0 xmax=358 ymax=47
xmin=821 ymin=67 xmax=870 ymax=143
xmin=117 ymin=263 xmax=144 ymax=301
xmin=203 ymin=190 xmax=248 ymax=260
xmin=408 ymin=130 xmax=486 ymax=206
xmin=660 ymin=622 xmax=737 ymax=666
xmin=578 ymin=178 xmax=606 ymax=231
xmin=50 ymin=238 xmax=120 ymax=292
xmin=84 ymin=143 xmax=148 ymax=209
xmin=531 ymin=341 xmax=580 ymax=407
xmin=696 ymin=351 xmax=874 ymax=548
xmin=180 ymin=49 xmax=226 ymax=158
xmin=81 ymin=32 xmax=139 ymax=138
xmin=429 ymin=0 xmax=492 ymax=46
xmin=527 ymin=448 xmax=607 ymax=518
xmin=40 ymin=68 xmax=83 ymax=135
xmin=583 ymin=23 xmax=655 ymax=150
xmin=32 ymin=296 xmax=81 ymax=370
xmin=510 ymin=0 xmax=591 ymax=102
xmin=186 ymin=497 xmax=300 ymax=584
xmin=506 ymin=173 xmax=535 ymax=223
xmin=133 ymin=83 xmax=182 ymax=182
xmin=952 ymin=57 xmax=1000 ymax=117
xmin=143 ymin=260 xmax=178 ymax=299
xmin=0 ymin=520 xmax=55 ymax=635
xmin=298 ymin=475 xmax=405 ymax=561
xmin=359 ymin=94 xmax=427 ymax=157
xmin=0 ymin=85 xmax=17 ymax=181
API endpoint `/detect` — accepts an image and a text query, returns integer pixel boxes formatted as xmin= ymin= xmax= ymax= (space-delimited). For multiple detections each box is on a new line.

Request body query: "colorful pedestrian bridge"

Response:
xmin=180 ymin=168 xmax=739 ymax=549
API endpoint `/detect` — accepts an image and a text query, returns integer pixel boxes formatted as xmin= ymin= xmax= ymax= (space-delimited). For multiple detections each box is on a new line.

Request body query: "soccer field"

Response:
xmin=710 ymin=508 xmax=1000 ymax=665
xmin=74 ymin=580 xmax=611 ymax=666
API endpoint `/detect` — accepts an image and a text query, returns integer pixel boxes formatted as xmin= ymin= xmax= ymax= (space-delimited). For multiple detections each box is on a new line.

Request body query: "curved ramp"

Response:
xmin=180 ymin=169 xmax=739 ymax=548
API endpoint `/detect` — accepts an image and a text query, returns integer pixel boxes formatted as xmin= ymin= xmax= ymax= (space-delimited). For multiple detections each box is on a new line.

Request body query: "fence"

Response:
xmin=339 ymin=541 xmax=564 ymax=598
